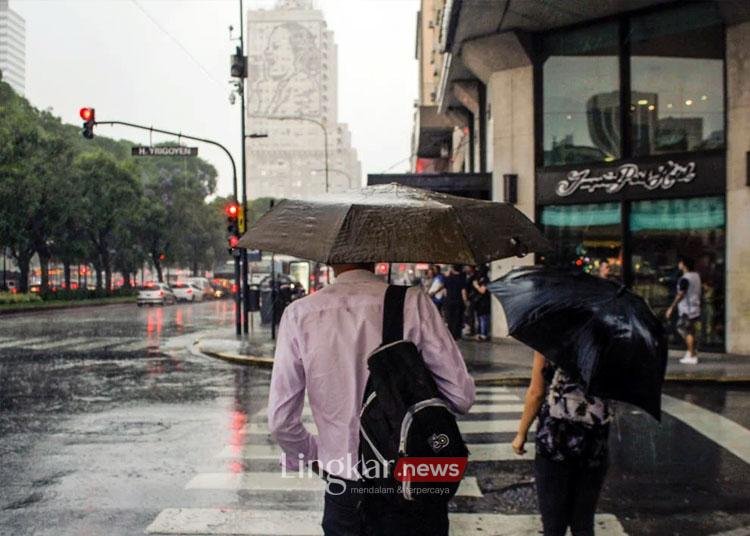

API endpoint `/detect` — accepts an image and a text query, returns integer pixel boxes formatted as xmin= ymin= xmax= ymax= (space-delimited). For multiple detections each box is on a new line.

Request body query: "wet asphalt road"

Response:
xmin=0 ymin=300 xmax=749 ymax=535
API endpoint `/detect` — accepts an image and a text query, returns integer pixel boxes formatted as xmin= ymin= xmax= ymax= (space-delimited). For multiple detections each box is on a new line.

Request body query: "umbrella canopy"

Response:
xmin=489 ymin=266 xmax=668 ymax=420
xmin=237 ymin=184 xmax=550 ymax=264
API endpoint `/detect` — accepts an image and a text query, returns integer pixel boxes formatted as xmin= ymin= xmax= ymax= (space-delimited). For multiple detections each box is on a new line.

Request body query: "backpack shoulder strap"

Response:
xmin=382 ymin=285 xmax=408 ymax=345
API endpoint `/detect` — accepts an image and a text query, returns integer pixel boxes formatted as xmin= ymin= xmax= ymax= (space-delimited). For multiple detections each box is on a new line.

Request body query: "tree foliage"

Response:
xmin=0 ymin=81 xmax=231 ymax=292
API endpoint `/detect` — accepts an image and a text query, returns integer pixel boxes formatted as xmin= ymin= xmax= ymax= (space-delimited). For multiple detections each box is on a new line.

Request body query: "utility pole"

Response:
xmin=230 ymin=0 xmax=252 ymax=335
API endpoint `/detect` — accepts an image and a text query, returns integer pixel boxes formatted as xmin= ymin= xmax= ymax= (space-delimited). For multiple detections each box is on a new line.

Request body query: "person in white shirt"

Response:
xmin=268 ymin=262 xmax=475 ymax=535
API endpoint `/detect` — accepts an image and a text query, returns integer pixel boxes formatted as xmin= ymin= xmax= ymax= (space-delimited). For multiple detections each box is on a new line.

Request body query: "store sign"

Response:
xmin=536 ymin=153 xmax=724 ymax=205
xmin=556 ymin=160 xmax=696 ymax=197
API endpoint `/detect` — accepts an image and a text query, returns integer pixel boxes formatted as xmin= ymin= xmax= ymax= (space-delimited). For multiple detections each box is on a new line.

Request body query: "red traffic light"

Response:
xmin=225 ymin=203 xmax=239 ymax=218
xmin=79 ymin=107 xmax=95 ymax=121
xmin=228 ymin=236 xmax=240 ymax=248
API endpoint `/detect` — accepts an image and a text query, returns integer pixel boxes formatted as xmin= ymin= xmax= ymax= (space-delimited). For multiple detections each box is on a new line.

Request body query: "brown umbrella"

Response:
xmin=237 ymin=184 xmax=550 ymax=264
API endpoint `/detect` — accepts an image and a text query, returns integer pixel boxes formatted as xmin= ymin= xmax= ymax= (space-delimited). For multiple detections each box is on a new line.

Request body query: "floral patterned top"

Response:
xmin=535 ymin=362 xmax=613 ymax=468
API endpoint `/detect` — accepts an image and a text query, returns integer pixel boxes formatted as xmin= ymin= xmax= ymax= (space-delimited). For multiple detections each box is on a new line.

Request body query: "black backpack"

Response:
xmin=358 ymin=285 xmax=468 ymax=503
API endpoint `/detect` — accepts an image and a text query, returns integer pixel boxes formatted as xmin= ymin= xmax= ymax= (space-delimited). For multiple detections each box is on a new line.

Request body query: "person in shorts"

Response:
xmin=666 ymin=256 xmax=702 ymax=365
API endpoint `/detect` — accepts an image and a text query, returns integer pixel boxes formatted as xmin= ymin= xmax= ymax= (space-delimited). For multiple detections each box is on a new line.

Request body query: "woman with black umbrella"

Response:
xmin=512 ymin=351 xmax=613 ymax=536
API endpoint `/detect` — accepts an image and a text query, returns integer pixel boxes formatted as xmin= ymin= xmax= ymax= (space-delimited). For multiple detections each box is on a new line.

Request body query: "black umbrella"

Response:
xmin=237 ymin=184 xmax=550 ymax=264
xmin=489 ymin=266 xmax=668 ymax=420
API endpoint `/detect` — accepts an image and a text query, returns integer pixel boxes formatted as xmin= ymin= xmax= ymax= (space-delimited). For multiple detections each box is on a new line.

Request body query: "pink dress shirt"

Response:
xmin=267 ymin=269 xmax=476 ymax=480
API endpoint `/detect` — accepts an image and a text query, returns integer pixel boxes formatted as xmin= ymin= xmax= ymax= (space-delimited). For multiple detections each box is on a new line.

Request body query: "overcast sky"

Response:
xmin=13 ymin=0 xmax=419 ymax=197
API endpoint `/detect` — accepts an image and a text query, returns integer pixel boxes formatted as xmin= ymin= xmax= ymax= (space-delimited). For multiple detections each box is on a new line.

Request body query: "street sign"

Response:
xmin=131 ymin=146 xmax=198 ymax=157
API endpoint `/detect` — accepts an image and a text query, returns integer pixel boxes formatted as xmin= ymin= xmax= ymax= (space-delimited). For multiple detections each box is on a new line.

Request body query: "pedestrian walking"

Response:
xmin=472 ymin=265 xmax=491 ymax=341
xmin=513 ymin=352 xmax=612 ymax=536
xmin=443 ymin=264 xmax=466 ymax=340
xmin=268 ymin=263 xmax=475 ymax=536
xmin=462 ymin=265 xmax=478 ymax=336
xmin=666 ymin=255 xmax=702 ymax=364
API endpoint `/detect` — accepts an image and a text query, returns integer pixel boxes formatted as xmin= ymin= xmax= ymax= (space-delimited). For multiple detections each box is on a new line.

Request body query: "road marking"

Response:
xmin=110 ymin=340 xmax=150 ymax=352
xmin=469 ymin=403 xmax=524 ymax=413
xmin=26 ymin=337 xmax=90 ymax=350
xmin=146 ymin=509 xmax=626 ymax=535
xmin=243 ymin=419 xmax=519 ymax=436
xmin=474 ymin=392 xmax=519 ymax=402
xmin=475 ymin=386 xmax=510 ymax=394
xmin=662 ymin=394 xmax=750 ymax=465
xmin=185 ymin=472 xmax=482 ymax=497
xmin=0 ymin=337 xmax=47 ymax=349
xmin=218 ymin=442 xmax=533 ymax=462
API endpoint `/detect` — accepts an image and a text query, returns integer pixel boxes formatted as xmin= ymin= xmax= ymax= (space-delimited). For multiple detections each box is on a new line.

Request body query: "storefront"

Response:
xmin=534 ymin=2 xmax=727 ymax=350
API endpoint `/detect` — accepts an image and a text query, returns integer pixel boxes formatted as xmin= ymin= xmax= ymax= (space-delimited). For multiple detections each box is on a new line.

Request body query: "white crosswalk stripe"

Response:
xmin=217 ymin=441 xmax=533 ymax=462
xmin=26 ymin=337 xmax=90 ymax=350
xmin=475 ymin=392 xmax=520 ymax=402
xmin=242 ymin=418 xmax=519 ymax=436
xmin=0 ymin=337 xmax=47 ymax=349
xmin=146 ymin=508 xmax=627 ymax=535
xmin=469 ymin=403 xmax=525 ymax=413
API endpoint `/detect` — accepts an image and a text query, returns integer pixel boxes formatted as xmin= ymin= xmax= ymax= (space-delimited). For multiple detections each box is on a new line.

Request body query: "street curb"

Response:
xmin=198 ymin=346 xmax=274 ymax=368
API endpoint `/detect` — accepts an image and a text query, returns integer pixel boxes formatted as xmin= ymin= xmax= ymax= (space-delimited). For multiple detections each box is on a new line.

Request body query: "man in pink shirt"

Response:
xmin=268 ymin=263 xmax=475 ymax=535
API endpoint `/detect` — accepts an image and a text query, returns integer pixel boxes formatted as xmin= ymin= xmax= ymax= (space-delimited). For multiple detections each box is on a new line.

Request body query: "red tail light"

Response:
xmin=187 ymin=289 xmax=192 ymax=293
xmin=159 ymin=290 xmax=164 ymax=297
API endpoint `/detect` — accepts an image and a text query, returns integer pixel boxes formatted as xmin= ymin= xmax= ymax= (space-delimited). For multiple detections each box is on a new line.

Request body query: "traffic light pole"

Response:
xmin=93 ymin=119 xmax=243 ymax=336
xmin=239 ymin=0 xmax=250 ymax=336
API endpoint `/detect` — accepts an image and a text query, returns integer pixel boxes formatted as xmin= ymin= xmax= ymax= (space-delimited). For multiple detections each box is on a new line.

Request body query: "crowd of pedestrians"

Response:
xmin=422 ymin=264 xmax=491 ymax=342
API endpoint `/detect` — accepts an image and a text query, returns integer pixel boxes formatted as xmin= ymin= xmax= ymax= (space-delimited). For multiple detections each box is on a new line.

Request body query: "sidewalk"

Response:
xmin=197 ymin=328 xmax=750 ymax=383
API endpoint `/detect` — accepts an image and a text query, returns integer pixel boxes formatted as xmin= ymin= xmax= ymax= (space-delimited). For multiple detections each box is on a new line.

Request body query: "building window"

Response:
xmin=539 ymin=202 xmax=623 ymax=279
xmin=542 ymin=22 xmax=620 ymax=167
xmin=540 ymin=2 xmax=725 ymax=168
xmin=630 ymin=196 xmax=725 ymax=348
xmin=629 ymin=3 xmax=724 ymax=156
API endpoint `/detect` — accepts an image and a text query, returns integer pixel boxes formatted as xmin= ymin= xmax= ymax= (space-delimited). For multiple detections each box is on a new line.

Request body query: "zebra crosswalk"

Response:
xmin=145 ymin=385 xmax=629 ymax=535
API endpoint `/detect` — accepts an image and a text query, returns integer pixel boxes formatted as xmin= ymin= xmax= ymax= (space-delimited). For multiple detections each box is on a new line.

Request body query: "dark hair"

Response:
xmin=451 ymin=264 xmax=463 ymax=272
xmin=677 ymin=255 xmax=695 ymax=271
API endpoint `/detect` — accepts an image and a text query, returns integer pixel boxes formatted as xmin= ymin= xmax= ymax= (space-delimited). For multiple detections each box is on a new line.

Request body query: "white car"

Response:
xmin=186 ymin=277 xmax=214 ymax=300
xmin=171 ymin=282 xmax=203 ymax=302
xmin=137 ymin=283 xmax=176 ymax=306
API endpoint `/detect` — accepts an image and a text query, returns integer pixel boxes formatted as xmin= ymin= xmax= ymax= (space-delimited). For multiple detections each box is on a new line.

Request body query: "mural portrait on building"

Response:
xmin=248 ymin=21 xmax=322 ymax=118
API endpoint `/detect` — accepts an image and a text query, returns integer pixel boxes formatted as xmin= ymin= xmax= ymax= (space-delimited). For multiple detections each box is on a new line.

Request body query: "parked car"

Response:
xmin=186 ymin=277 xmax=214 ymax=300
xmin=137 ymin=283 xmax=176 ymax=306
xmin=171 ymin=282 xmax=203 ymax=302
xmin=210 ymin=283 xmax=227 ymax=299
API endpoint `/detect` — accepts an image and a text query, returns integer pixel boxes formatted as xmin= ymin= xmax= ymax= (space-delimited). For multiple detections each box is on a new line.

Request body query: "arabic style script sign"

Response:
xmin=556 ymin=160 xmax=697 ymax=197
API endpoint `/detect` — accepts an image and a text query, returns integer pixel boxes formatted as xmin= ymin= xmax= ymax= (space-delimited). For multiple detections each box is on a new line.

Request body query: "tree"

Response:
xmin=73 ymin=152 xmax=142 ymax=292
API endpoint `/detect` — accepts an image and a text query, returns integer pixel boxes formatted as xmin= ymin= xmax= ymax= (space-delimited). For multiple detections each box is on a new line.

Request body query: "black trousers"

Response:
xmin=322 ymin=478 xmax=449 ymax=536
xmin=534 ymin=455 xmax=608 ymax=536
xmin=444 ymin=301 xmax=464 ymax=340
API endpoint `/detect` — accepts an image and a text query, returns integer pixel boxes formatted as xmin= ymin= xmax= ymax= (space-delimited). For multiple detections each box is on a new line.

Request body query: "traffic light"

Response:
xmin=225 ymin=202 xmax=240 ymax=253
xmin=80 ymin=107 xmax=95 ymax=139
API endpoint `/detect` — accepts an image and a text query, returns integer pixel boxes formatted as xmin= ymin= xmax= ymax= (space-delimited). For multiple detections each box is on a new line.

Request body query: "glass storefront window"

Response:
xmin=540 ymin=203 xmax=622 ymax=278
xmin=630 ymin=196 xmax=725 ymax=349
xmin=630 ymin=3 xmax=725 ymax=156
xmin=542 ymin=23 xmax=620 ymax=167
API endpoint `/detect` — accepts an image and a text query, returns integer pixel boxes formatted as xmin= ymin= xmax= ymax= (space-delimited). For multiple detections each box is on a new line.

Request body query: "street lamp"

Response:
xmin=248 ymin=115 xmax=329 ymax=193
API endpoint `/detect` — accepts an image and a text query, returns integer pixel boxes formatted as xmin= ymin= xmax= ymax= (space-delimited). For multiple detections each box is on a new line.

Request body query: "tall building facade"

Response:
xmin=245 ymin=0 xmax=361 ymax=199
xmin=410 ymin=0 xmax=750 ymax=354
xmin=0 ymin=0 xmax=25 ymax=95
